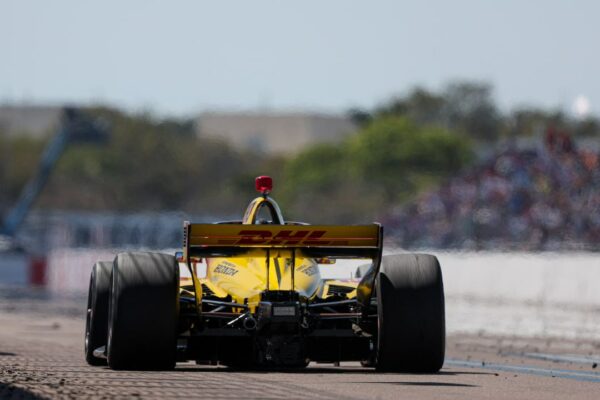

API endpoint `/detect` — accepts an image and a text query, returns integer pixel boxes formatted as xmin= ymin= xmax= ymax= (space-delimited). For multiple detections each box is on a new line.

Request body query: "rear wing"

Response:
xmin=182 ymin=222 xmax=383 ymax=308
xmin=183 ymin=222 xmax=383 ymax=260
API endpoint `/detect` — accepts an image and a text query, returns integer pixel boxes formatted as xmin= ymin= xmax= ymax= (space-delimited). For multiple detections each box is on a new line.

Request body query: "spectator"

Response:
xmin=385 ymin=134 xmax=600 ymax=251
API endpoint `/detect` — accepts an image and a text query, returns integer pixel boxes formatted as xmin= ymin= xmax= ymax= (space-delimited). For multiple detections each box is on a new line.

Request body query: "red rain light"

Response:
xmin=255 ymin=175 xmax=273 ymax=194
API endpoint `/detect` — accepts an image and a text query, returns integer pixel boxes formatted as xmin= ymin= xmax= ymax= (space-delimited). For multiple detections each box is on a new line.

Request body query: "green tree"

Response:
xmin=279 ymin=116 xmax=473 ymax=222
xmin=375 ymin=81 xmax=501 ymax=142
xmin=377 ymin=87 xmax=446 ymax=127
xmin=442 ymin=81 xmax=500 ymax=141
xmin=347 ymin=117 xmax=473 ymax=200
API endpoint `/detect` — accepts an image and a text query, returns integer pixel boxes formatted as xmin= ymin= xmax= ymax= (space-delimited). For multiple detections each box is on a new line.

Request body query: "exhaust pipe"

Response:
xmin=243 ymin=315 xmax=257 ymax=331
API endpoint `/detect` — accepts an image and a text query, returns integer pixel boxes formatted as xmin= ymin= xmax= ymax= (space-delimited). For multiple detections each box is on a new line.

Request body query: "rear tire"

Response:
xmin=85 ymin=261 xmax=112 ymax=366
xmin=107 ymin=252 xmax=179 ymax=370
xmin=375 ymin=254 xmax=445 ymax=372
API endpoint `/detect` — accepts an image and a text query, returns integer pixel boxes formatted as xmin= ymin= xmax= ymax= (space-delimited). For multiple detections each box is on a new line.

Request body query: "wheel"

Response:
xmin=107 ymin=252 xmax=179 ymax=370
xmin=85 ymin=261 xmax=112 ymax=366
xmin=375 ymin=254 xmax=445 ymax=372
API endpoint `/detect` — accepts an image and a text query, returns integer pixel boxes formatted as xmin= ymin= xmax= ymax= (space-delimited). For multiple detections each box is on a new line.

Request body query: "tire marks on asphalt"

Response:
xmin=445 ymin=358 xmax=600 ymax=383
xmin=502 ymin=352 xmax=600 ymax=367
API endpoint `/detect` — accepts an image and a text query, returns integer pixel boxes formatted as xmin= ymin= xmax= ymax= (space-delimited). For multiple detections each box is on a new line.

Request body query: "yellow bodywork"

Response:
xmin=206 ymin=252 xmax=321 ymax=309
xmin=181 ymin=254 xmax=358 ymax=313
xmin=181 ymin=196 xmax=379 ymax=313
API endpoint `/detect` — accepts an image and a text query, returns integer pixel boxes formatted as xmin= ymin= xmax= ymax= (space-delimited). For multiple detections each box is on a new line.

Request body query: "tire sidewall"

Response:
xmin=107 ymin=252 xmax=179 ymax=370
xmin=85 ymin=261 xmax=111 ymax=366
xmin=374 ymin=253 xmax=445 ymax=372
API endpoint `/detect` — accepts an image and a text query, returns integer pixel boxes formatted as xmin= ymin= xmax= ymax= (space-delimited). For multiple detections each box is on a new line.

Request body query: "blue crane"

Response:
xmin=0 ymin=108 xmax=109 ymax=238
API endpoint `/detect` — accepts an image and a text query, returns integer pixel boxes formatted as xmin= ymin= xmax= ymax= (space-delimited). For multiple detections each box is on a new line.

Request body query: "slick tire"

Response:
xmin=107 ymin=252 xmax=179 ymax=370
xmin=85 ymin=261 xmax=112 ymax=366
xmin=375 ymin=254 xmax=445 ymax=372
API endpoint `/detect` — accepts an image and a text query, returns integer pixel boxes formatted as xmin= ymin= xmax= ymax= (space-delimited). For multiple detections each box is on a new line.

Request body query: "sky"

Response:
xmin=1 ymin=0 xmax=599 ymax=117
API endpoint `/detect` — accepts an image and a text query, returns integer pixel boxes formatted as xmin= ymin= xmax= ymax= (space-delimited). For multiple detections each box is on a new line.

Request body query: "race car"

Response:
xmin=84 ymin=176 xmax=445 ymax=371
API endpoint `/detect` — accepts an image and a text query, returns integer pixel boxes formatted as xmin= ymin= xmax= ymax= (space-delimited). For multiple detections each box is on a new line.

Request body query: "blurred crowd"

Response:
xmin=385 ymin=132 xmax=600 ymax=251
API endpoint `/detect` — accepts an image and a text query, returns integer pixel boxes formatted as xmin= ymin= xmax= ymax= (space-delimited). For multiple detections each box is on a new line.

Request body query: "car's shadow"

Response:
xmin=170 ymin=365 xmax=483 ymax=388
xmin=353 ymin=381 xmax=478 ymax=387
xmin=173 ymin=365 xmax=494 ymax=377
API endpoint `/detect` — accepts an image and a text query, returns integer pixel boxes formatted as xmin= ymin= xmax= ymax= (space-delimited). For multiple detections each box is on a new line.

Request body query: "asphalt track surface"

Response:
xmin=0 ymin=289 xmax=599 ymax=400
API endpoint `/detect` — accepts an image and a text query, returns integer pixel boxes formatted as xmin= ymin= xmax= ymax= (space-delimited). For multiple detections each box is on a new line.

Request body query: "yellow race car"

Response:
xmin=84 ymin=176 xmax=445 ymax=371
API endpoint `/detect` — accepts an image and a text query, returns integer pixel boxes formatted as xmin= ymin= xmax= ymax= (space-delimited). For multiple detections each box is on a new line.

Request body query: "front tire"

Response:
xmin=375 ymin=254 xmax=445 ymax=372
xmin=85 ymin=261 xmax=112 ymax=366
xmin=107 ymin=252 xmax=179 ymax=370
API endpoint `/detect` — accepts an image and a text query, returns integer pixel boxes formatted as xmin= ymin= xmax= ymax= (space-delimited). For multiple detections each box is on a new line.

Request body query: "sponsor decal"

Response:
xmin=214 ymin=262 xmax=239 ymax=276
xmin=298 ymin=264 xmax=318 ymax=277
xmin=231 ymin=230 xmax=349 ymax=246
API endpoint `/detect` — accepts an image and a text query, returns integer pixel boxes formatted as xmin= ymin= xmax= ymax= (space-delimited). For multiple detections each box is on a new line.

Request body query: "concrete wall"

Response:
xmin=42 ymin=249 xmax=600 ymax=304
xmin=14 ymin=249 xmax=597 ymax=339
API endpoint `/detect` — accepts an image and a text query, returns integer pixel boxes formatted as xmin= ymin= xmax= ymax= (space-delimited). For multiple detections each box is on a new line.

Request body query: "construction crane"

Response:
xmin=0 ymin=107 xmax=109 ymax=238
